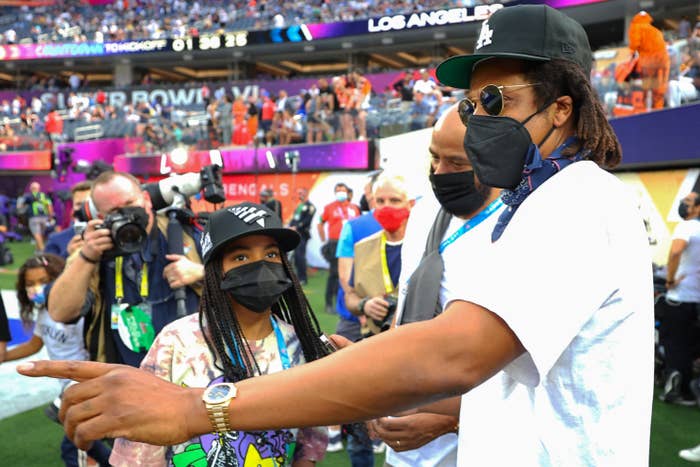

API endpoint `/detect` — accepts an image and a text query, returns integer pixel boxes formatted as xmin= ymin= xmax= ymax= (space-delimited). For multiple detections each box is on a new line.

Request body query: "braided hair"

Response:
xmin=16 ymin=253 xmax=65 ymax=326
xmin=199 ymin=245 xmax=330 ymax=383
xmin=523 ymin=59 xmax=622 ymax=168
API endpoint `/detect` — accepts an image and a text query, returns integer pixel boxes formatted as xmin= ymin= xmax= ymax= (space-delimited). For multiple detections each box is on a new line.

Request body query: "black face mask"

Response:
xmin=464 ymin=106 xmax=555 ymax=190
xmin=220 ymin=261 xmax=292 ymax=313
xmin=429 ymin=170 xmax=490 ymax=217
xmin=678 ymin=203 xmax=690 ymax=220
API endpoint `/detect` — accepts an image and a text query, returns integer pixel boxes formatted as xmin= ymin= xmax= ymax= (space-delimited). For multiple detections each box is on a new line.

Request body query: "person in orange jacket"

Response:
xmin=628 ymin=11 xmax=670 ymax=109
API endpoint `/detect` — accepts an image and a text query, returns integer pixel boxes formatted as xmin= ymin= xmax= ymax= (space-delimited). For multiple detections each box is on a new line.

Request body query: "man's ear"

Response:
xmin=142 ymin=190 xmax=153 ymax=212
xmin=552 ymin=95 xmax=574 ymax=128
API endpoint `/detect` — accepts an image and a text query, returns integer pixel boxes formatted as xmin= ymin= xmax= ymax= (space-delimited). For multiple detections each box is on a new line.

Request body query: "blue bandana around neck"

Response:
xmin=492 ymin=136 xmax=584 ymax=242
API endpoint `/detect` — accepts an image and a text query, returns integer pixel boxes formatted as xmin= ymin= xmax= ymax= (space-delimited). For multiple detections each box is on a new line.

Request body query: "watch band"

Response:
xmin=202 ymin=382 xmax=237 ymax=433
xmin=206 ymin=401 xmax=233 ymax=433
xmin=358 ymin=297 xmax=370 ymax=315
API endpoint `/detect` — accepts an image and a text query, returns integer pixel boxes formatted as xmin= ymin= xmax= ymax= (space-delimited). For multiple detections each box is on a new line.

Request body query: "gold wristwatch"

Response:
xmin=202 ymin=382 xmax=238 ymax=433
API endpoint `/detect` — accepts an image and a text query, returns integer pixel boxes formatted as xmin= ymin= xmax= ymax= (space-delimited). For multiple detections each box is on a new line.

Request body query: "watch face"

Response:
xmin=204 ymin=383 xmax=236 ymax=404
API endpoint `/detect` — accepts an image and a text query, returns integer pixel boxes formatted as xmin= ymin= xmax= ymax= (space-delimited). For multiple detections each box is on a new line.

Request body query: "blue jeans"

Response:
xmin=346 ymin=424 xmax=374 ymax=467
xmin=61 ymin=435 xmax=112 ymax=467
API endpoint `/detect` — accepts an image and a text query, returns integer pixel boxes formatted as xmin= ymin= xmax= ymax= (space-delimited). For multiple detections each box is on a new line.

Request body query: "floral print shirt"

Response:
xmin=109 ymin=313 xmax=328 ymax=467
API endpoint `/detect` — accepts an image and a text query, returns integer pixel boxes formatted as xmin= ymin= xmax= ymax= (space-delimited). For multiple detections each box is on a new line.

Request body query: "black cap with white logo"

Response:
xmin=436 ymin=4 xmax=593 ymax=90
xmin=201 ymin=202 xmax=300 ymax=265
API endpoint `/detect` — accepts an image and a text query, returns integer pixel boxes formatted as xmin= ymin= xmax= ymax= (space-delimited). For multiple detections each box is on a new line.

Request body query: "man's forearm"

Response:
xmin=416 ymin=395 xmax=462 ymax=417
xmin=187 ymin=304 xmax=523 ymax=436
xmin=49 ymin=254 xmax=95 ymax=323
xmin=344 ymin=288 xmax=363 ymax=317
xmin=666 ymin=253 xmax=681 ymax=284
xmin=337 ymin=257 xmax=353 ymax=293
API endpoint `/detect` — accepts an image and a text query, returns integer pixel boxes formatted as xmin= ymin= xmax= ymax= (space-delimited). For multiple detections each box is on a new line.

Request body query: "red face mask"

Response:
xmin=374 ymin=206 xmax=410 ymax=233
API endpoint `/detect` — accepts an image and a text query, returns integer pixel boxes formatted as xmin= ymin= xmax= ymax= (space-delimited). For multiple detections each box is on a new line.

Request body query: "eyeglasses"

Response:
xmin=457 ymin=83 xmax=542 ymax=125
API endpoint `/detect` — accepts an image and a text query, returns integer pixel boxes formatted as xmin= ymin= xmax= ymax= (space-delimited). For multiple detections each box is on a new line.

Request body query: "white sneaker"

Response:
xmin=327 ymin=428 xmax=343 ymax=453
xmin=679 ymin=444 xmax=700 ymax=462
xmin=373 ymin=440 xmax=386 ymax=454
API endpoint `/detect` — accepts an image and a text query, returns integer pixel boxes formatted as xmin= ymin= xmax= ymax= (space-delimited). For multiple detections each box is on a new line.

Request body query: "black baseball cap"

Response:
xmin=436 ymin=4 xmax=593 ymax=89
xmin=201 ymin=202 xmax=300 ymax=265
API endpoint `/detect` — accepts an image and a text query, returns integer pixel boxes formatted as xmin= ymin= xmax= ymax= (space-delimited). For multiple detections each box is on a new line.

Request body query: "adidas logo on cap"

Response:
xmin=228 ymin=205 xmax=269 ymax=227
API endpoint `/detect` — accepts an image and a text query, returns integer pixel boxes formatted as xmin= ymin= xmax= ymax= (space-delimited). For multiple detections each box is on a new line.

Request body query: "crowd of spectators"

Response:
xmin=1 ymin=67 xmax=459 ymax=152
xmin=1 ymin=0 xmax=502 ymax=45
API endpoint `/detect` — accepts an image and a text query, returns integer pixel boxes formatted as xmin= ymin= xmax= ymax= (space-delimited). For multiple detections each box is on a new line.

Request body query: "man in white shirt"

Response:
xmin=658 ymin=191 xmax=700 ymax=405
xmin=372 ymin=104 xmax=503 ymax=467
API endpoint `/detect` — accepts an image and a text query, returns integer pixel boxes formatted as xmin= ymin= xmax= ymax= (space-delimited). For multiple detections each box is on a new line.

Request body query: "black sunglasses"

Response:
xmin=458 ymin=83 xmax=542 ymax=125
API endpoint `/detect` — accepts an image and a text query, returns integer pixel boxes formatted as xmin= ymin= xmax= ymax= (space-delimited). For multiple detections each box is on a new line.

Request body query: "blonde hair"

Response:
xmin=372 ymin=173 xmax=411 ymax=200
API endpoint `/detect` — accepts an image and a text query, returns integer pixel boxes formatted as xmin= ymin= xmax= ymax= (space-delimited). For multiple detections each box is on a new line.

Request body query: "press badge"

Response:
xmin=116 ymin=303 xmax=155 ymax=353
xmin=110 ymin=303 xmax=129 ymax=330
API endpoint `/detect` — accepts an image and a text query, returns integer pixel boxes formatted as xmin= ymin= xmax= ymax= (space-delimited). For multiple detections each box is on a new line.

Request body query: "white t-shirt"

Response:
xmin=450 ymin=162 xmax=654 ymax=466
xmin=34 ymin=308 xmax=88 ymax=388
xmin=34 ymin=308 xmax=88 ymax=362
xmin=390 ymin=192 xmax=504 ymax=467
xmin=413 ymin=78 xmax=438 ymax=96
xmin=666 ymin=219 xmax=700 ymax=303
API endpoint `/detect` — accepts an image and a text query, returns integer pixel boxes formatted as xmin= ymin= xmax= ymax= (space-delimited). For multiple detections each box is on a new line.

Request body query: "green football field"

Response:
xmin=0 ymin=240 xmax=698 ymax=466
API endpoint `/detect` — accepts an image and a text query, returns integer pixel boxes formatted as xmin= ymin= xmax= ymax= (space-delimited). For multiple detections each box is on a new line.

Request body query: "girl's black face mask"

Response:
xmin=220 ymin=261 xmax=292 ymax=313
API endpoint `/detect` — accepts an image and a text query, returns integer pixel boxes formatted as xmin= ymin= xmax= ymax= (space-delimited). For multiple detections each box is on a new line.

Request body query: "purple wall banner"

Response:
xmin=611 ymin=103 xmax=700 ymax=169
xmin=113 ymin=140 xmax=370 ymax=176
xmin=56 ymin=137 xmax=141 ymax=166
xmin=0 ymin=150 xmax=51 ymax=171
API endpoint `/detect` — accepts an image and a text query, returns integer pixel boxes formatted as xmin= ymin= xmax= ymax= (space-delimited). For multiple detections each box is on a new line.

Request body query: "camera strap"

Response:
xmin=114 ymin=256 xmax=149 ymax=303
xmin=379 ymin=232 xmax=396 ymax=295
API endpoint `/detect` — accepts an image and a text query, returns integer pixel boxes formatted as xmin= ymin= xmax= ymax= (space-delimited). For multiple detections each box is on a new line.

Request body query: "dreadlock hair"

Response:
xmin=522 ymin=59 xmax=622 ymax=168
xmin=199 ymin=244 xmax=330 ymax=383
xmin=16 ymin=253 xmax=65 ymax=326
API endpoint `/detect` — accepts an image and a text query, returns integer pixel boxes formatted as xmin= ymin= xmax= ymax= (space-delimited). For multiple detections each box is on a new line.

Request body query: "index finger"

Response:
xmin=165 ymin=254 xmax=185 ymax=262
xmin=16 ymin=360 xmax=121 ymax=382
xmin=374 ymin=416 xmax=406 ymax=432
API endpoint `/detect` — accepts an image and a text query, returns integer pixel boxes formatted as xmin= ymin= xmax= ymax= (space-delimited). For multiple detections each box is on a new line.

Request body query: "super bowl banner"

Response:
xmin=0 ymin=69 xmax=408 ymax=110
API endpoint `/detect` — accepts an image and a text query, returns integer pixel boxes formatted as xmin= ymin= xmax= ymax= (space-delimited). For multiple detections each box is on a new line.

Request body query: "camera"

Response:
xmin=96 ymin=206 xmax=149 ymax=259
xmin=73 ymin=221 xmax=87 ymax=236
xmin=143 ymin=164 xmax=225 ymax=211
xmin=370 ymin=295 xmax=398 ymax=332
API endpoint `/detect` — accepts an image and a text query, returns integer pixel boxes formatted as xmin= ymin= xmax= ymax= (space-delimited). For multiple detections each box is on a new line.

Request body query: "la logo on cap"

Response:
xmin=476 ymin=20 xmax=493 ymax=49
xmin=228 ymin=205 xmax=268 ymax=227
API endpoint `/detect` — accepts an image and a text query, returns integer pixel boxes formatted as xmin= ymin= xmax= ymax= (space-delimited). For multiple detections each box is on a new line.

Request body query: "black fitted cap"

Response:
xmin=436 ymin=4 xmax=593 ymax=89
xmin=201 ymin=202 xmax=300 ymax=265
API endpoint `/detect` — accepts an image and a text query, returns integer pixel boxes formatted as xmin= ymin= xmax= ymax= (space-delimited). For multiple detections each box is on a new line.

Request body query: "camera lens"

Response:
xmin=114 ymin=222 xmax=146 ymax=253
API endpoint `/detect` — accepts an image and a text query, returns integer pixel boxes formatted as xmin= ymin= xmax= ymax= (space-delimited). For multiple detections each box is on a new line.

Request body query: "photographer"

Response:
xmin=45 ymin=181 xmax=92 ymax=259
xmin=344 ymin=174 xmax=413 ymax=339
xmin=48 ymin=171 xmax=204 ymax=367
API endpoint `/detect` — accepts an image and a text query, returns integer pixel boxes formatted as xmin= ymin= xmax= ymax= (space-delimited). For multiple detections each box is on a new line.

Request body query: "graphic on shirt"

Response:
xmin=170 ymin=376 xmax=294 ymax=467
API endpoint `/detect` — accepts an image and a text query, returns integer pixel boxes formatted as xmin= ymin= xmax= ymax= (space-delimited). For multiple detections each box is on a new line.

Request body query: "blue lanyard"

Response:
xmin=270 ymin=316 xmax=291 ymax=371
xmin=227 ymin=315 xmax=291 ymax=372
xmin=438 ymin=198 xmax=503 ymax=254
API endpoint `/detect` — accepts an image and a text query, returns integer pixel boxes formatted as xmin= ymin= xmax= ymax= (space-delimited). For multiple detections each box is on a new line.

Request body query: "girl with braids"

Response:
xmin=4 ymin=253 xmax=112 ymax=467
xmin=110 ymin=202 xmax=329 ymax=467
